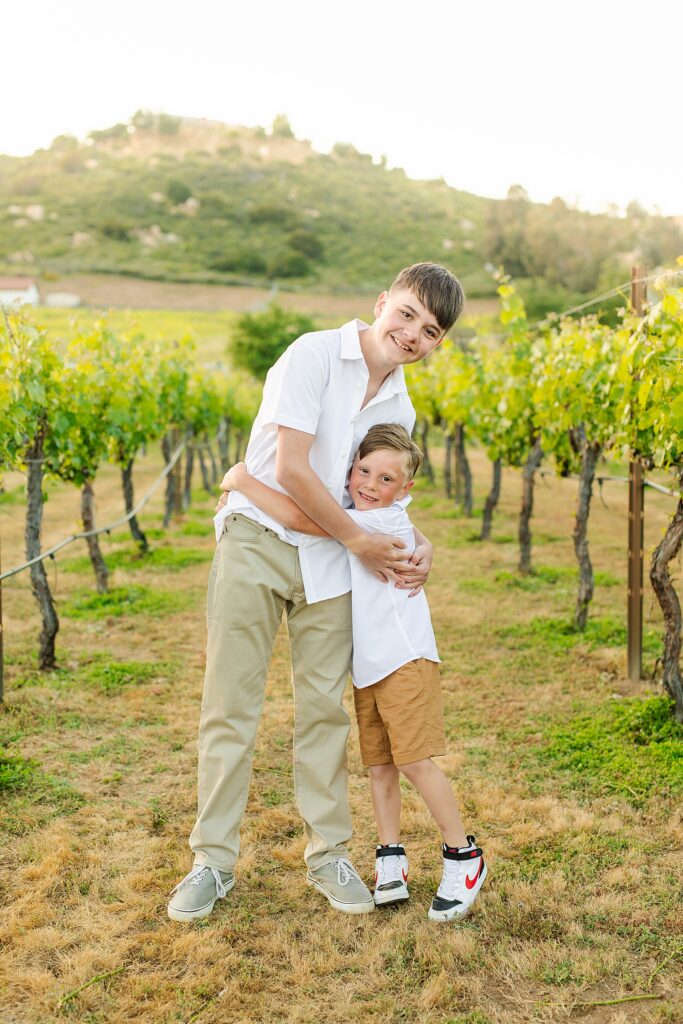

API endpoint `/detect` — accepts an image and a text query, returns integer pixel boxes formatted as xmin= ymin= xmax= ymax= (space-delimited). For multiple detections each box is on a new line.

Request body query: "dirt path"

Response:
xmin=37 ymin=272 xmax=498 ymax=318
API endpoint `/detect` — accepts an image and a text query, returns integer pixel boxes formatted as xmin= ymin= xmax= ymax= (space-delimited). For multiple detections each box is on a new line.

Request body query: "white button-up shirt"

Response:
xmin=213 ymin=319 xmax=416 ymax=603
xmin=346 ymin=497 xmax=440 ymax=687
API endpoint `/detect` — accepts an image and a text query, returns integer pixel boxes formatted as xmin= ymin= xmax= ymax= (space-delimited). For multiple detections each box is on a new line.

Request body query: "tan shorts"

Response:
xmin=353 ymin=659 xmax=446 ymax=767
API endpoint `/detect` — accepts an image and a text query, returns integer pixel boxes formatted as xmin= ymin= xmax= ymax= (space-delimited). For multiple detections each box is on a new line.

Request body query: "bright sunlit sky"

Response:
xmin=4 ymin=0 xmax=682 ymax=215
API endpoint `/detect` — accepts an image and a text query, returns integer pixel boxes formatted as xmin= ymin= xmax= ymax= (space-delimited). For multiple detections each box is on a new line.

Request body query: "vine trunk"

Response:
xmin=25 ymin=427 xmax=59 ymax=669
xmin=481 ymin=459 xmax=502 ymax=541
xmin=121 ymin=459 xmax=148 ymax=553
xmin=573 ymin=435 xmax=601 ymax=631
xmin=81 ymin=480 xmax=109 ymax=594
xmin=649 ymin=468 xmax=683 ymax=723
xmin=519 ymin=438 xmax=543 ymax=575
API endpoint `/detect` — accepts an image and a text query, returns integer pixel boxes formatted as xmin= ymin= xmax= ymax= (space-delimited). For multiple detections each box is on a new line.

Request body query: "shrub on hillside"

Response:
xmin=288 ymin=230 xmax=324 ymax=260
xmin=166 ymin=179 xmax=191 ymax=205
xmin=210 ymin=251 xmax=267 ymax=274
xmin=268 ymin=251 xmax=311 ymax=279
xmin=100 ymin=219 xmax=131 ymax=241
xmin=248 ymin=202 xmax=297 ymax=227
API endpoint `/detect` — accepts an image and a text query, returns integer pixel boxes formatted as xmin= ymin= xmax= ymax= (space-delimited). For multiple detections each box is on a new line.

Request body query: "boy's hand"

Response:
xmin=215 ymin=462 xmax=248 ymax=512
xmin=394 ymin=541 xmax=433 ymax=597
xmin=221 ymin=462 xmax=248 ymax=493
xmin=348 ymin=532 xmax=412 ymax=584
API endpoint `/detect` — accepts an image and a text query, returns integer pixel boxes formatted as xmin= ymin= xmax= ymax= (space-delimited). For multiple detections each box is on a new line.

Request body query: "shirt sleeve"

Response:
xmin=259 ymin=333 xmax=330 ymax=435
xmin=345 ymin=506 xmax=407 ymax=536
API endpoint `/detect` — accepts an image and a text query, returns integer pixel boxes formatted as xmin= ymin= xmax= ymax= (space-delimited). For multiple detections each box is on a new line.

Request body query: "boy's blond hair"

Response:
xmin=389 ymin=262 xmax=464 ymax=333
xmin=357 ymin=424 xmax=423 ymax=480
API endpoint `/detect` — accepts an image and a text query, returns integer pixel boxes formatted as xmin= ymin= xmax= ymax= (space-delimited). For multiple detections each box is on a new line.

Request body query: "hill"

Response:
xmin=1 ymin=111 xmax=681 ymax=311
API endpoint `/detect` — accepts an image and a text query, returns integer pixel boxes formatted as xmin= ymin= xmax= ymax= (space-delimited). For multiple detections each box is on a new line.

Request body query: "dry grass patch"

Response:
xmin=1 ymin=448 xmax=682 ymax=1022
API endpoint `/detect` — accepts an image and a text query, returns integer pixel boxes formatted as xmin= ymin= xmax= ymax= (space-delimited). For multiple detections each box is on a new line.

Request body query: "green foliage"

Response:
xmin=267 ymin=251 xmax=311 ymax=279
xmin=534 ymin=695 xmax=683 ymax=802
xmin=63 ymin=585 xmax=192 ymax=620
xmin=618 ymin=268 xmax=683 ymax=468
xmin=287 ymin=230 xmax=324 ymax=260
xmin=100 ymin=219 xmax=131 ymax=241
xmin=230 ymin=304 xmax=318 ymax=379
xmin=62 ymin=544 xmax=209 ymax=574
xmin=499 ymin=615 xmax=661 ymax=654
xmin=0 ymin=748 xmax=38 ymax=790
xmin=166 ymin=178 xmax=191 ymax=205
xmin=94 ymin=660 xmax=167 ymax=694
xmin=271 ymin=114 xmax=294 ymax=138
xmin=0 ymin=746 xmax=85 ymax=835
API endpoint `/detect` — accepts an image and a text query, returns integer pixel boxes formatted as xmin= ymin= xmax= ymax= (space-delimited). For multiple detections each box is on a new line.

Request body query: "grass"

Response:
xmin=62 ymin=543 xmax=210 ymax=574
xmin=62 ymin=584 xmax=193 ymax=619
xmin=0 ymin=747 xmax=85 ymax=837
xmin=1 ymin=446 xmax=681 ymax=1023
xmin=459 ymin=565 xmax=621 ymax=594
xmin=0 ymin=483 xmax=25 ymax=505
xmin=498 ymin=614 xmax=661 ymax=653
xmin=527 ymin=695 xmax=683 ymax=804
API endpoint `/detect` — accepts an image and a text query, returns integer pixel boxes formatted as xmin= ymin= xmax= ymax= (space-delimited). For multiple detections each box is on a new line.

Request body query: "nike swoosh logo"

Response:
xmin=402 ymin=869 xmax=408 ymax=882
xmin=465 ymin=860 xmax=483 ymax=890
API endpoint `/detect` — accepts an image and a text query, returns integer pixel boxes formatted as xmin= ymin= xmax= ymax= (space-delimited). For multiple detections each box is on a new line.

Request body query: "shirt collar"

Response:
xmin=339 ymin=319 xmax=409 ymax=398
xmin=339 ymin=319 xmax=369 ymax=360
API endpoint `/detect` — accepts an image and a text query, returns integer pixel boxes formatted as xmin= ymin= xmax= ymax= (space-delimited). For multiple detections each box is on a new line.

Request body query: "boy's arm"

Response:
xmin=275 ymin=426 xmax=412 ymax=582
xmin=222 ymin=463 xmax=328 ymax=537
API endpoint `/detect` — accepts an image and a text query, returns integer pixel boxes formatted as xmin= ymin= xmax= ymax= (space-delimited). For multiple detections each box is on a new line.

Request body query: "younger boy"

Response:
xmin=222 ymin=424 xmax=486 ymax=921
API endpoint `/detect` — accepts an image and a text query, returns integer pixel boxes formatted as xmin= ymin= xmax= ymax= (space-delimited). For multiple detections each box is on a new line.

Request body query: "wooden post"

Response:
xmin=627 ymin=266 xmax=646 ymax=681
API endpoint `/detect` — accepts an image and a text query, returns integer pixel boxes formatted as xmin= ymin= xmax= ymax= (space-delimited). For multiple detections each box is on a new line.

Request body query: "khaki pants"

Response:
xmin=189 ymin=513 xmax=353 ymax=873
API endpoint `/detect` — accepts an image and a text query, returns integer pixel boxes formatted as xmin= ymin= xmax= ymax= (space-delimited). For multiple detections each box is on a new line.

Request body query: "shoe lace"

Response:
xmin=335 ymin=858 xmax=362 ymax=887
xmin=439 ymin=859 xmax=464 ymax=900
xmin=376 ymin=853 xmax=402 ymax=888
xmin=171 ymin=865 xmax=228 ymax=899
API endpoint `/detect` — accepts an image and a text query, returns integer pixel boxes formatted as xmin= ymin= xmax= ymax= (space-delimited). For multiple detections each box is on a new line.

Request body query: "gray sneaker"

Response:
xmin=167 ymin=865 xmax=235 ymax=922
xmin=307 ymin=858 xmax=375 ymax=914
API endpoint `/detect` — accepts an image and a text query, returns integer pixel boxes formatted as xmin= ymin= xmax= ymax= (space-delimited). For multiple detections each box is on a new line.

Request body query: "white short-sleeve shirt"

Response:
xmin=345 ymin=497 xmax=440 ymax=688
xmin=213 ymin=319 xmax=416 ymax=604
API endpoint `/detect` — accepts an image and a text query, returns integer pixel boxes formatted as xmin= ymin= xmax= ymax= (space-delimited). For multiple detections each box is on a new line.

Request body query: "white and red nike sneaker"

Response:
xmin=428 ymin=836 xmax=487 ymax=922
xmin=373 ymin=844 xmax=410 ymax=906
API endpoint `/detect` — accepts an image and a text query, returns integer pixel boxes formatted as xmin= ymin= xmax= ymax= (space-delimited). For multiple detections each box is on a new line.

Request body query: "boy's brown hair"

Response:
xmin=357 ymin=423 xmax=423 ymax=480
xmin=389 ymin=262 xmax=465 ymax=333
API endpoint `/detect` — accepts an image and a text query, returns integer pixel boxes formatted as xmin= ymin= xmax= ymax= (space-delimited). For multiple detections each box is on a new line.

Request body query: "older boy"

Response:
xmin=168 ymin=263 xmax=464 ymax=922
xmin=221 ymin=425 xmax=486 ymax=921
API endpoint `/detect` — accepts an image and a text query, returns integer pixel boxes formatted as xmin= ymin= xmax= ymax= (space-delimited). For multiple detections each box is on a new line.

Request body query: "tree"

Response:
xmin=533 ymin=315 xmax=626 ymax=629
xmin=230 ymin=305 xmax=318 ymax=380
xmin=618 ymin=270 xmax=683 ymax=720
xmin=271 ymin=114 xmax=294 ymax=138
xmin=1 ymin=313 xmax=62 ymax=668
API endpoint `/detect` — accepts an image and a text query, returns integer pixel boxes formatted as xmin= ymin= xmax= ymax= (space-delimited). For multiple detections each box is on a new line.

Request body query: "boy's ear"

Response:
xmin=403 ymin=479 xmax=415 ymax=495
xmin=374 ymin=291 xmax=388 ymax=318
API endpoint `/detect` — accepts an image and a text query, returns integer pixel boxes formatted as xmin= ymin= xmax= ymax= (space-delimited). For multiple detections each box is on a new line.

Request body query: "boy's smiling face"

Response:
xmin=371 ymin=287 xmax=445 ymax=368
xmin=348 ymin=447 xmax=414 ymax=511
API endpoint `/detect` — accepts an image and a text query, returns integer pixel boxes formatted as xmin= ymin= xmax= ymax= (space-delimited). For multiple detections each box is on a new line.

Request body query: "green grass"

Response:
xmin=62 ymin=585 xmax=193 ymax=620
xmin=0 ymin=484 xmax=25 ymax=505
xmin=179 ymin=520 xmax=212 ymax=537
xmin=498 ymin=614 xmax=661 ymax=654
xmin=62 ymin=544 xmax=209 ymax=574
xmin=0 ymin=747 xmax=85 ymax=837
xmin=521 ymin=695 xmax=683 ymax=804
xmin=93 ymin=660 xmax=171 ymax=694
xmin=494 ymin=565 xmax=620 ymax=590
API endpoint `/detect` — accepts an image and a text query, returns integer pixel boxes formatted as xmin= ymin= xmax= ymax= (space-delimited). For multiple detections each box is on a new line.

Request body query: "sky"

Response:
xmin=3 ymin=0 xmax=682 ymax=215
